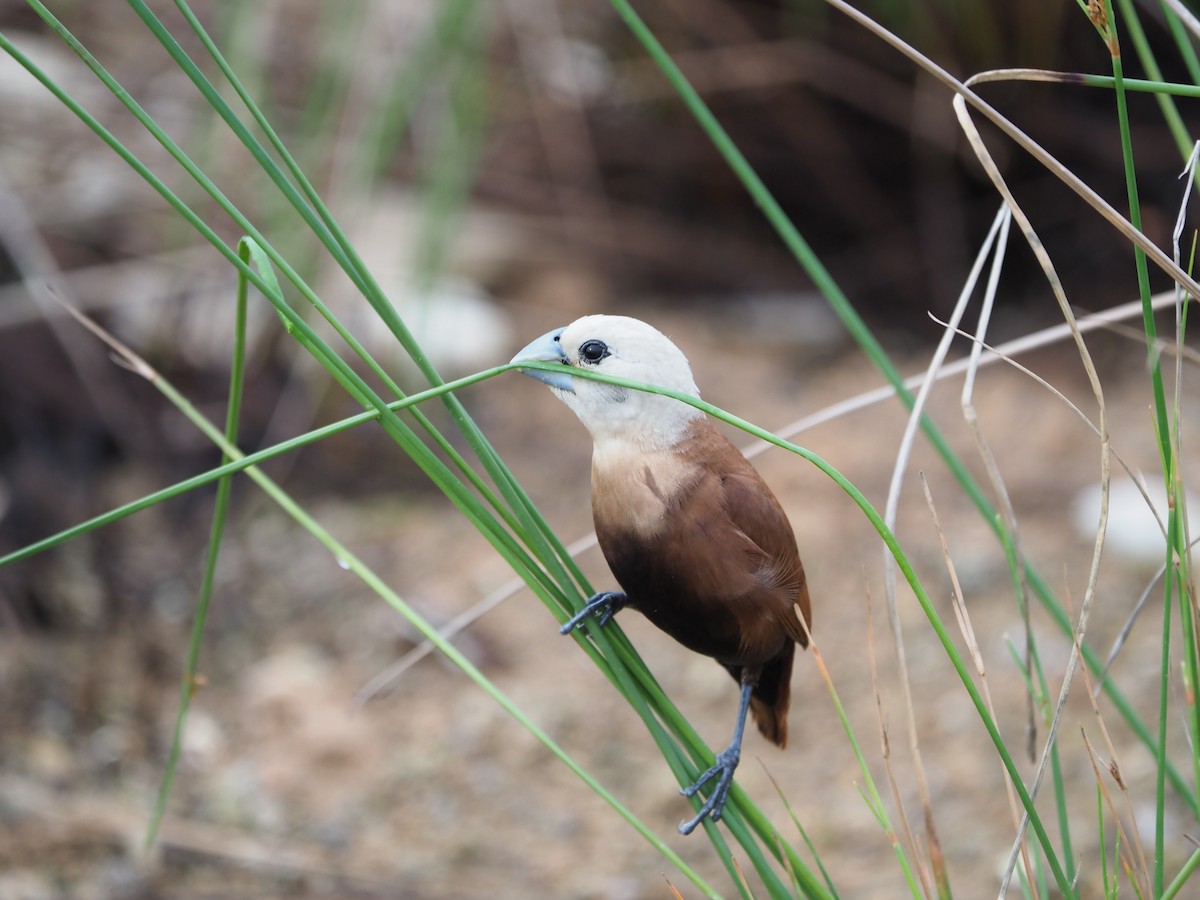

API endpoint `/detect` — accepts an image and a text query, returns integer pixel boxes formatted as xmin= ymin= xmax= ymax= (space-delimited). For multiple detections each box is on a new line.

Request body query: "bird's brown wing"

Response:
xmin=718 ymin=470 xmax=810 ymax=644
xmin=689 ymin=425 xmax=810 ymax=650
xmin=703 ymin=437 xmax=808 ymax=748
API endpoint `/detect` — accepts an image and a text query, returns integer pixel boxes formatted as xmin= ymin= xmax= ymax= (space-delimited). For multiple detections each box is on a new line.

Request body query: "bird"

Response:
xmin=511 ymin=314 xmax=811 ymax=835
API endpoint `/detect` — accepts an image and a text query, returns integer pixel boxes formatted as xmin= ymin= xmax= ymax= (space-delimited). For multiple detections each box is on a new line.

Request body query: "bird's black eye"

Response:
xmin=578 ymin=339 xmax=610 ymax=364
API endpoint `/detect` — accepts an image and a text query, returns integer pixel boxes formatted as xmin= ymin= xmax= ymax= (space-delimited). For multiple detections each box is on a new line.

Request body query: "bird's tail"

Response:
xmin=748 ymin=643 xmax=795 ymax=749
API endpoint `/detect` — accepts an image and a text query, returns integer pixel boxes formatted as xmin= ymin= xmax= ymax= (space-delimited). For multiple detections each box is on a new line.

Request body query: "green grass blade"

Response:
xmin=1113 ymin=0 xmax=1198 ymax=159
xmin=144 ymin=237 xmax=252 ymax=848
xmin=810 ymin=642 xmax=921 ymax=897
xmin=766 ymin=767 xmax=841 ymax=899
xmin=1102 ymin=16 xmax=1171 ymax=472
xmin=1098 ymin=10 xmax=1200 ymax=883
xmin=1076 ymin=75 xmax=1200 ymax=97
xmin=1157 ymin=513 xmax=1179 ymax=896
xmin=0 ymin=364 xmax=512 ymax=570
xmin=1163 ymin=846 xmax=1200 ymax=899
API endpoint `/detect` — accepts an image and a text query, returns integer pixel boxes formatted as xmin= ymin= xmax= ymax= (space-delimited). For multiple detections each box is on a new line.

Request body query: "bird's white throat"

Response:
xmin=555 ymin=381 xmax=703 ymax=453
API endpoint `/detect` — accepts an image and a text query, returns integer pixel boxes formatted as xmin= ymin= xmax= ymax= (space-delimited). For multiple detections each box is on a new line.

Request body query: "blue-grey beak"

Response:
xmin=511 ymin=326 xmax=575 ymax=393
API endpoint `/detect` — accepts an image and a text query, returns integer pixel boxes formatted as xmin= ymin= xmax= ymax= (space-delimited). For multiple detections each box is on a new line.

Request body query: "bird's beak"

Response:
xmin=511 ymin=326 xmax=575 ymax=393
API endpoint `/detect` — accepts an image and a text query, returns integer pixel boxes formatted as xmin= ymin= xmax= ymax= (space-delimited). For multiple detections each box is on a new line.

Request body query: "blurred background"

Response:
xmin=0 ymin=1 xmax=1195 ymax=897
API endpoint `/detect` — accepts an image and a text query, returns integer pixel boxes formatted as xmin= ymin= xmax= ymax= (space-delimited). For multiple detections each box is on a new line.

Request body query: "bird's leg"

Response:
xmin=678 ymin=675 xmax=755 ymax=835
xmin=559 ymin=590 xmax=629 ymax=635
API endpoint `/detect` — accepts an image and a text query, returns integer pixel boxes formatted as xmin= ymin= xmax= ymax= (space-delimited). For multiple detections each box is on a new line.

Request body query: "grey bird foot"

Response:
xmin=559 ymin=591 xmax=628 ymax=634
xmin=678 ymin=746 xmax=740 ymax=835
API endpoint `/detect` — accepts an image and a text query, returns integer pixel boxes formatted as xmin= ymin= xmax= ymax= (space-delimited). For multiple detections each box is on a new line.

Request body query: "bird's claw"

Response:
xmin=559 ymin=591 xmax=628 ymax=635
xmin=678 ymin=747 xmax=740 ymax=835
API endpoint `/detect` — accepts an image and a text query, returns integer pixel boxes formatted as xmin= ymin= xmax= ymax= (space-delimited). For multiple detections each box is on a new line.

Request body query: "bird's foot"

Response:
xmin=678 ymin=746 xmax=741 ymax=835
xmin=559 ymin=591 xmax=628 ymax=635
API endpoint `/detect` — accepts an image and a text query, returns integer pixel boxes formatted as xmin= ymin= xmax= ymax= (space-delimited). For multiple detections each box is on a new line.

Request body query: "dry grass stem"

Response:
xmin=965 ymin=67 xmax=1102 ymax=86
xmin=956 ymin=206 xmax=1039 ymax=763
xmin=1078 ymin=620 xmax=1153 ymax=888
xmin=929 ymin=314 xmax=1162 ymax=538
xmin=875 ymin=205 xmax=1011 ymax=900
xmin=44 ymin=290 xmax=158 ymax=385
xmin=1082 ymin=728 xmax=1150 ymax=895
xmin=930 ymin=312 xmax=1189 ymax=698
xmin=755 ymin=289 xmax=1179 ymax=463
xmin=1171 ymin=145 xmax=1200 ymax=645
xmin=1083 ymin=319 xmax=1200 ymax=366
xmin=1099 ymin=556 xmax=1177 ymax=694
xmin=919 ymin=472 xmax=1038 ymax=895
xmin=730 ymin=853 xmax=752 ymax=898
xmin=865 ymin=579 xmax=937 ymax=898
xmin=953 ymin=81 xmax=1114 ymax=897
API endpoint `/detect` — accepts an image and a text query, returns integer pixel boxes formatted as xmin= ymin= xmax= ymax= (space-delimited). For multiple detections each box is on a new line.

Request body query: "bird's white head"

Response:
xmin=511 ymin=314 xmax=704 ymax=451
